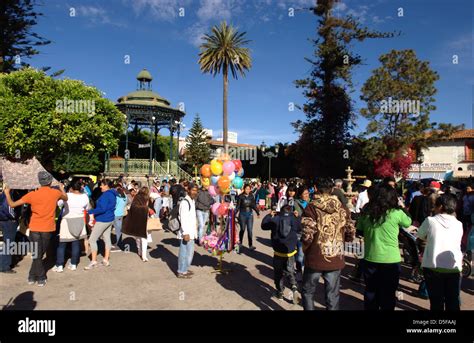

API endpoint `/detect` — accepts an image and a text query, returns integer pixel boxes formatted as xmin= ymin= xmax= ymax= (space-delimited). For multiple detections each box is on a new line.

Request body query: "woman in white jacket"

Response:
xmin=417 ymin=194 xmax=463 ymax=311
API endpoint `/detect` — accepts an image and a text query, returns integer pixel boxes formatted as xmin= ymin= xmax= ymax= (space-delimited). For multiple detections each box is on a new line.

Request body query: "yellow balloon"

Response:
xmin=201 ymin=177 xmax=210 ymax=187
xmin=210 ymin=160 xmax=223 ymax=175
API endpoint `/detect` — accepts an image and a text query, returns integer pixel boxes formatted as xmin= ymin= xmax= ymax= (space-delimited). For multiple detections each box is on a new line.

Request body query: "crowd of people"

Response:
xmin=0 ymin=171 xmax=471 ymax=311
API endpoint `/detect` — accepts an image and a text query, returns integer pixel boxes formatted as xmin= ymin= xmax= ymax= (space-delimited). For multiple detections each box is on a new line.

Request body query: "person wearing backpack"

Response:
xmin=176 ymin=183 xmax=199 ymax=279
xmin=195 ymin=184 xmax=215 ymax=244
xmin=0 ymin=189 xmax=20 ymax=274
xmin=301 ymin=178 xmax=355 ymax=310
xmin=261 ymin=205 xmax=301 ymax=303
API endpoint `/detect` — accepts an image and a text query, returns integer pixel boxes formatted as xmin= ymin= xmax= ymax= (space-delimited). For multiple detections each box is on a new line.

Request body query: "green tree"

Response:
xmin=198 ymin=21 xmax=251 ymax=153
xmin=291 ymin=0 xmax=396 ymax=178
xmin=0 ymin=68 xmax=125 ymax=170
xmin=0 ymin=0 xmax=51 ymax=73
xmin=183 ymin=114 xmax=210 ymax=174
xmin=360 ymin=49 xmax=462 ymax=176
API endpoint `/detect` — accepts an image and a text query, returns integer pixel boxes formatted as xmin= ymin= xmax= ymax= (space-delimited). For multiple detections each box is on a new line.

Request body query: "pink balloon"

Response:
xmin=222 ymin=161 xmax=235 ymax=176
xmin=211 ymin=203 xmax=221 ymax=216
xmin=208 ymin=185 xmax=217 ymax=197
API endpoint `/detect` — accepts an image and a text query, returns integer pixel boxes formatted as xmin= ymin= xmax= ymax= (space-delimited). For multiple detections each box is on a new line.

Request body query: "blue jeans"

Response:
xmin=154 ymin=198 xmax=162 ymax=219
xmin=302 ymin=268 xmax=341 ymax=310
xmin=177 ymin=239 xmax=195 ymax=274
xmin=0 ymin=220 xmax=18 ymax=271
xmin=113 ymin=216 xmax=123 ymax=245
xmin=196 ymin=210 xmax=209 ymax=241
xmin=56 ymin=240 xmax=81 ymax=266
xmin=239 ymin=211 xmax=254 ymax=247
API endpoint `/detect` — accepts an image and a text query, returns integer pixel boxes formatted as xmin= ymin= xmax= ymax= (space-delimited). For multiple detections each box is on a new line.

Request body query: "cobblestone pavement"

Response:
xmin=1 ymin=211 xmax=473 ymax=310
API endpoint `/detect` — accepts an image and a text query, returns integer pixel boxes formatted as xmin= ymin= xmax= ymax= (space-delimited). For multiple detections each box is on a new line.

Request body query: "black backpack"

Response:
xmin=277 ymin=214 xmax=293 ymax=239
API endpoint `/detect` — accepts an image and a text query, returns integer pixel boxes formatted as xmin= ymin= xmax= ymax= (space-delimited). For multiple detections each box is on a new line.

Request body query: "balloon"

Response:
xmin=218 ymin=202 xmax=229 ymax=216
xmin=222 ymin=161 xmax=235 ymax=175
xmin=211 ymin=175 xmax=220 ymax=185
xmin=233 ymin=159 xmax=242 ymax=171
xmin=237 ymin=167 xmax=244 ymax=177
xmin=218 ymin=175 xmax=230 ymax=190
xmin=208 ymin=185 xmax=217 ymax=197
xmin=201 ymin=177 xmax=210 ymax=187
xmin=232 ymin=176 xmax=244 ymax=189
xmin=200 ymin=164 xmax=211 ymax=178
xmin=211 ymin=203 xmax=221 ymax=215
xmin=220 ymin=187 xmax=230 ymax=194
xmin=210 ymin=159 xmax=223 ymax=175
xmin=228 ymin=171 xmax=235 ymax=181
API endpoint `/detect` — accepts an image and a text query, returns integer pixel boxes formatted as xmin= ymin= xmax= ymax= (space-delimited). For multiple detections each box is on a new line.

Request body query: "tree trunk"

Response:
xmin=223 ymin=67 xmax=229 ymax=154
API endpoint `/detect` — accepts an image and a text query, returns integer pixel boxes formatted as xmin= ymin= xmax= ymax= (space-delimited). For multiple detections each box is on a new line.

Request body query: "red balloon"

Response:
xmin=218 ymin=202 xmax=229 ymax=216
xmin=233 ymin=160 xmax=242 ymax=171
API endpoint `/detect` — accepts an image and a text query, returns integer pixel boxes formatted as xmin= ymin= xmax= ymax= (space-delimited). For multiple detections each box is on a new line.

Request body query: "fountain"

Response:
xmin=343 ymin=166 xmax=359 ymax=211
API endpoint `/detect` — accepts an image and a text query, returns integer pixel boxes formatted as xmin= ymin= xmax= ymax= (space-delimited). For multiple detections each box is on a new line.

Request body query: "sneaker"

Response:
xmin=0 ymin=269 xmax=16 ymax=274
xmin=84 ymin=261 xmax=98 ymax=270
xmin=186 ymin=270 xmax=194 ymax=276
xmin=291 ymin=288 xmax=299 ymax=305
xmin=67 ymin=264 xmax=77 ymax=271
xmin=37 ymin=280 xmax=47 ymax=287
xmin=274 ymin=291 xmax=283 ymax=300
xmin=52 ymin=265 xmax=63 ymax=273
xmin=27 ymin=280 xmax=36 ymax=285
xmin=177 ymin=273 xmax=192 ymax=279
xmin=110 ymin=246 xmax=121 ymax=252
xmin=102 ymin=260 xmax=110 ymax=267
xmin=249 ymin=246 xmax=256 ymax=251
xmin=142 ymin=257 xmax=149 ymax=262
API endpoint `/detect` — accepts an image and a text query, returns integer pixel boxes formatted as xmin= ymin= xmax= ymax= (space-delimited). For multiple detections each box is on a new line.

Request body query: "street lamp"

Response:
xmin=175 ymin=120 xmax=185 ymax=167
xmin=260 ymin=141 xmax=279 ymax=182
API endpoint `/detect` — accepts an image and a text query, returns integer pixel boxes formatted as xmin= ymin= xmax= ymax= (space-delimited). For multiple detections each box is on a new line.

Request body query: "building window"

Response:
xmin=465 ymin=141 xmax=474 ymax=162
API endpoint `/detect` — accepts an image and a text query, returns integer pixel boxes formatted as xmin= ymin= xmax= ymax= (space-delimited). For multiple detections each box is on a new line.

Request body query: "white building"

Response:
xmin=409 ymin=129 xmax=474 ymax=179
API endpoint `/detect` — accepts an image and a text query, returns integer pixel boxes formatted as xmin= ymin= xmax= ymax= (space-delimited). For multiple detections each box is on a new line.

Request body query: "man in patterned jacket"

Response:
xmin=301 ymin=177 xmax=355 ymax=310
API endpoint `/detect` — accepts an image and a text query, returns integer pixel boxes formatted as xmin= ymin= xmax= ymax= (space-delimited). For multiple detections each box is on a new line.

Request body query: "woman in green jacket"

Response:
xmin=357 ymin=184 xmax=412 ymax=310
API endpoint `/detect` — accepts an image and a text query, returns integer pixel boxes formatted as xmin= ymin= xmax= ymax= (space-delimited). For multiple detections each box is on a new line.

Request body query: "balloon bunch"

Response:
xmin=200 ymin=154 xmax=244 ymax=217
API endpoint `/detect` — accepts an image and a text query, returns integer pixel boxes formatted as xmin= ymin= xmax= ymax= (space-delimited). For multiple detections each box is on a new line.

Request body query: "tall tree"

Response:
xmin=183 ymin=114 xmax=211 ymax=174
xmin=0 ymin=0 xmax=51 ymax=73
xmin=291 ymin=0 xmax=396 ymax=178
xmin=0 ymin=68 xmax=124 ymax=170
xmin=360 ymin=49 xmax=462 ymax=177
xmin=198 ymin=21 xmax=251 ymax=153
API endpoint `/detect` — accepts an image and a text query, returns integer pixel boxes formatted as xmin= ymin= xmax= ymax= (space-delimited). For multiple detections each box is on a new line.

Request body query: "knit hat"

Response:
xmin=430 ymin=181 xmax=441 ymax=190
xmin=38 ymin=171 xmax=53 ymax=186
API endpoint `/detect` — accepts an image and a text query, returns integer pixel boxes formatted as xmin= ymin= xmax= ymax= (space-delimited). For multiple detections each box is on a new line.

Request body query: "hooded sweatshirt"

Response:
xmin=261 ymin=211 xmax=301 ymax=256
xmin=301 ymin=194 xmax=355 ymax=271
xmin=417 ymin=214 xmax=463 ymax=272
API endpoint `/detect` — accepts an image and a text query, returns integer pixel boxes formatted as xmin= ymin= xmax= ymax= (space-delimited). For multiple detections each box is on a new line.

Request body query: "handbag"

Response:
xmin=146 ymin=217 xmax=162 ymax=231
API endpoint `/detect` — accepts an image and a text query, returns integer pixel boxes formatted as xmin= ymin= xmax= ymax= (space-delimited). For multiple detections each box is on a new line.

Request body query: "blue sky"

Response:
xmin=28 ymin=0 xmax=473 ymax=145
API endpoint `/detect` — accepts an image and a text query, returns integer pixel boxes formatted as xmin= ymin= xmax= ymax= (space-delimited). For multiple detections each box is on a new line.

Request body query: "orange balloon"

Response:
xmin=218 ymin=175 xmax=230 ymax=190
xmin=200 ymin=164 xmax=211 ymax=178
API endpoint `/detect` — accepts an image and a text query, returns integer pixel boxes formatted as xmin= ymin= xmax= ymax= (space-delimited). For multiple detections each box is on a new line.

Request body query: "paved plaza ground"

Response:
xmin=1 ymin=211 xmax=473 ymax=310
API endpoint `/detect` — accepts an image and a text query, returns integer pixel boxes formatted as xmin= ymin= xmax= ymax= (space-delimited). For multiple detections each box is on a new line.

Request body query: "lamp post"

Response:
xmin=260 ymin=141 xmax=279 ymax=182
xmin=417 ymin=151 xmax=424 ymax=180
xmin=175 ymin=120 xmax=185 ymax=167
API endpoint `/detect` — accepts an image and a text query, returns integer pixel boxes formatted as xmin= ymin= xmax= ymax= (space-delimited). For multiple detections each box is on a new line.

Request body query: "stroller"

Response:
xmin=398 ymin=227 xmax=424 ymax=284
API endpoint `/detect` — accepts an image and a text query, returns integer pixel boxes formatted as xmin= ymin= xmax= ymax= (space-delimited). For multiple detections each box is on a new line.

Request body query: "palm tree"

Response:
xmin=198 ymin=21 xmax=252 ymax=153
